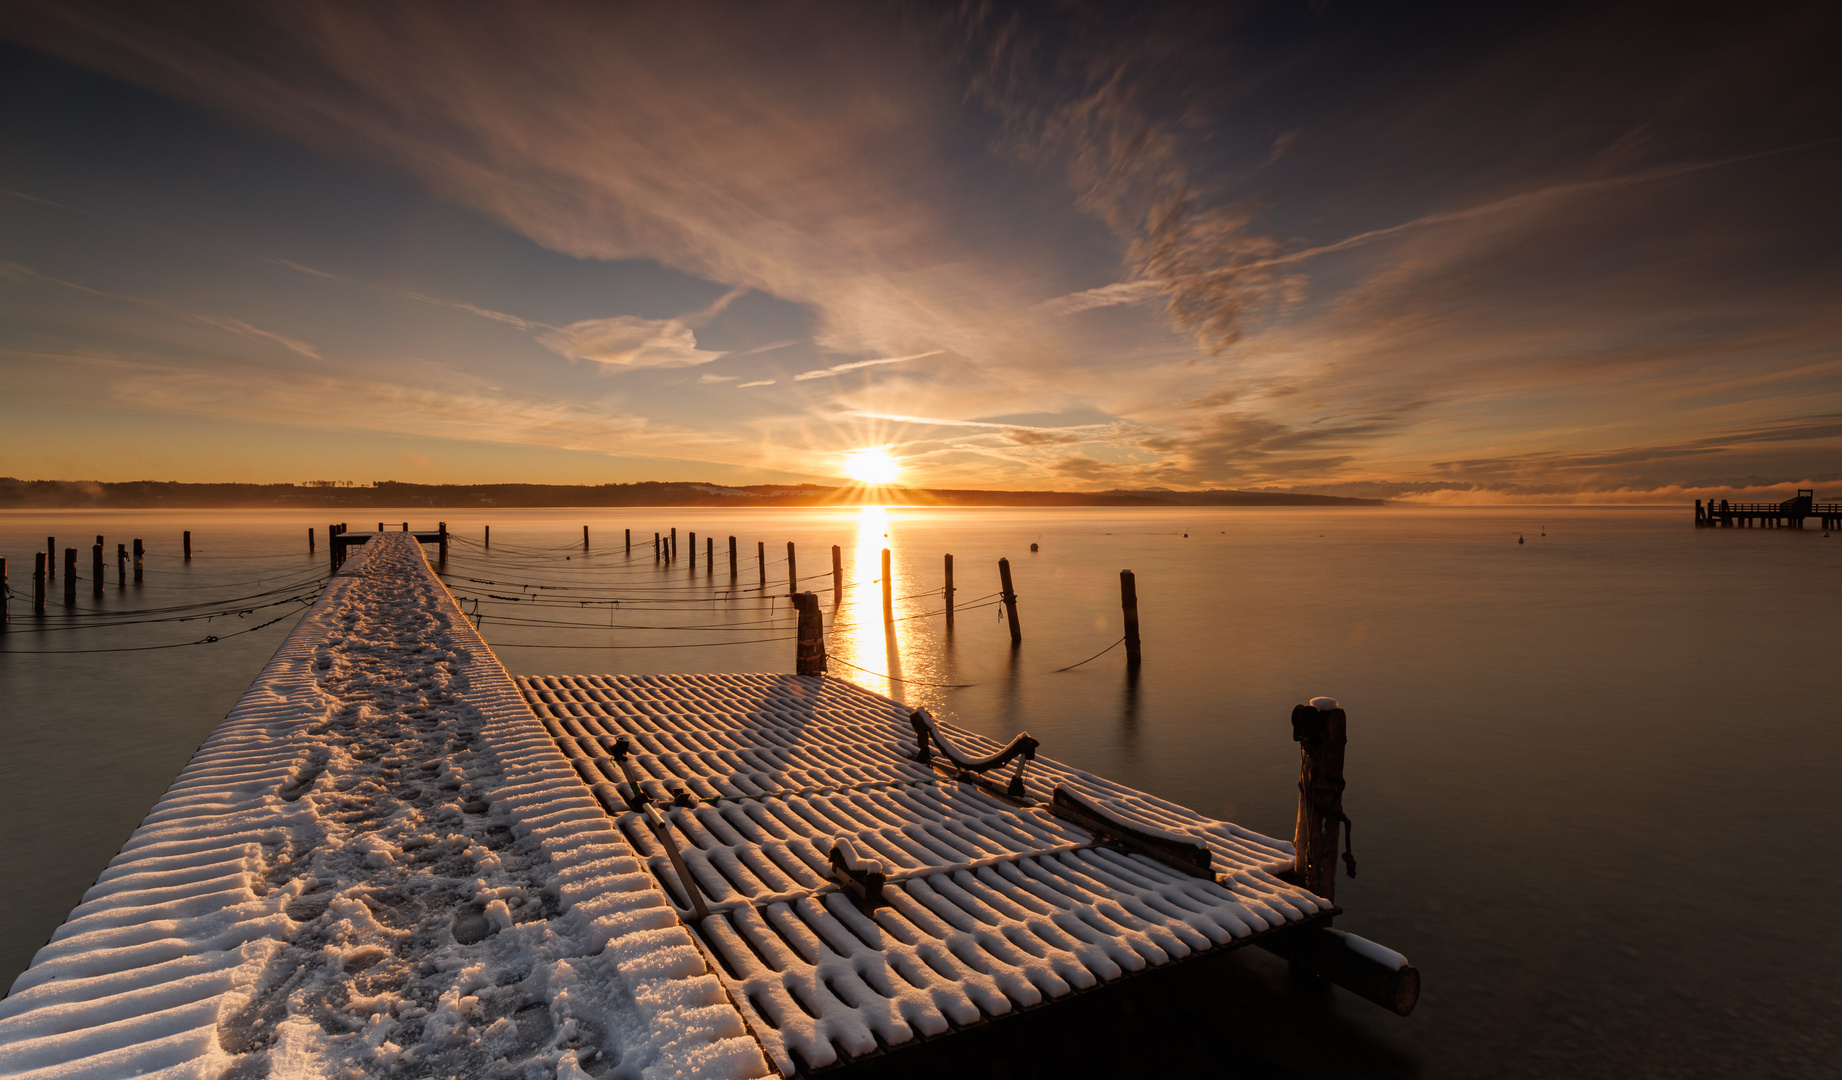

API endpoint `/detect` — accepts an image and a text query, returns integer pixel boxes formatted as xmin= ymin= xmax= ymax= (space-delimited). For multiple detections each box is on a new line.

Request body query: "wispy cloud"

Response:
xmin=793 ymin=351 xmax=942 ymax=381
xmin=737 ymin=379 xmax=775 ymax=388
xmin=537 ymin=314 xmax=725 ymax=369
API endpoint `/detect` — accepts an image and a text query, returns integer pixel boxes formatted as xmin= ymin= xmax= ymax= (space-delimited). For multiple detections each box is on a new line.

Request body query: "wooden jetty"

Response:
xmin=0 ymin=532 xmax=1416 ymax=1080
xmin=1695 ymin=490 xmax=1841 ymax=529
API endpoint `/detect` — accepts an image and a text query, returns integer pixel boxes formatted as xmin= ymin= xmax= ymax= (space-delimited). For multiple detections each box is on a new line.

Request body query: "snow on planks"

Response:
xmin=0 ymin=534 xmax=767 ymax=1080
xmin=521 ymin=673 xmax=1333 ymax=1077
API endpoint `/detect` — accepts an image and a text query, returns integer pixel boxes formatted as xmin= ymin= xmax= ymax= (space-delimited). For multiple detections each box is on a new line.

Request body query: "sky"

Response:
xmin=1 ymin=0 xmax=1839 ymax=501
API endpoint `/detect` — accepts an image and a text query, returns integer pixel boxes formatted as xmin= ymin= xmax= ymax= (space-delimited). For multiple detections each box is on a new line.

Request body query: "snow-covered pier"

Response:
xmin=1 ymin=532 xmax=1415 ymax=1080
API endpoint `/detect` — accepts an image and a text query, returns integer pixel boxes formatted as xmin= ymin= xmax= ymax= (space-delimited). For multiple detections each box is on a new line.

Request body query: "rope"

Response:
xmin=0 ymin=603 xmax=311 ymax=654
xmin=1051 ymin=636 xmax=1125 ymax=673
xmin=820 ymin=652 xmax=978 ymax=688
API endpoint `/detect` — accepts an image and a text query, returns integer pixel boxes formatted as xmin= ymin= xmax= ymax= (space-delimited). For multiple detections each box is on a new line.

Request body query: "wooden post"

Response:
xmin=944 ymin=553 xmax=955 ymax=629
xmin=882 ymin=548 xmax=894 ymax=633
xmin=486 ymin=525 xmax=491 ymax=549
xmin=831 ymin=545 xmax=842 ymax=602
xmin=689 ymin=531 xmax=697 ymax=570
xmin=438 ymin=522 xmax=448 ymax=563
xmin=309 ymin=527 xmax=315 ymax=553
xmin=758 ymin=542 xmax=766 ymax=590
xmin=787 ymin=542 xmax=798 ymax=596
xmin=34 ymin=552 xmax=45 ymax=616
xmin=1120 ymin=570 xmax=1142 ymax=666
xmin=583 ymin=525 xmax=589 ymax=549
xmin=654 ymin=532 xmax=661 ymax=560
xmin=792 ymin=592 xmax=827 ymax=675
xmin=92 ymin=544 xmax=104 ymax=597
xmin=670 ymin=528 xmax=677 ymax=559
xmin=63 ymin=548 xmax=76 ymax=607
xmin=46 ymin=537 xmax=54 ymax=581
xmin=378 ymin=522 xmax=384 ymax=532
xmin=328 ymin=526 xmax=340 ymax=571
xmin=626 ymin=528 xmax=632 ymax=554
xmin=1 ymin=556 xmax=6 ymax=627
xmin=706 ymin=536 xmax=713 ymax=576
xmin=1291 ymin=699 xmax=1351 ymax=903
xmin=133 ymin=539 xmax=144 ymax=583
xmin=117 ymin=544 xmax=126 ymax=586
xmin=998 ymin=557 xmax=1021 ymax=643
xmin=729 ymin=536 xmax=738 ymax=580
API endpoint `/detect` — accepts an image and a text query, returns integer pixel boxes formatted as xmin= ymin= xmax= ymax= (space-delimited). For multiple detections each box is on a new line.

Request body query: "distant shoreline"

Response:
xmin=0 ymin=478 xmax=1385 ymax=510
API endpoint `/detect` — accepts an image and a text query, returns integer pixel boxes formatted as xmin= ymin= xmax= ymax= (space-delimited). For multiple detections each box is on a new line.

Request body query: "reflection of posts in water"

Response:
xmin=791 ymin=591 xmax=827 ymax=674
xmin=998 ymin=557 xmax=1021 ymax=643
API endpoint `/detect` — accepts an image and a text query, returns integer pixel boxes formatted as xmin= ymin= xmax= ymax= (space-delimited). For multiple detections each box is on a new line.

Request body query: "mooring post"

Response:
xmin=626 ymin=528 xmax=631 ymax=555
xmin=1291 ymin=698 xmax=1351 ymax=903
xmin=998 ymin=557 xmax=1021 ymax=643
xmin=92 ymin=544 xmax=104 ymax=597
xmin=309 ymin=527 xmax=315 ymax=553
xmin=63 ymin=548 xmax=76 ymax=608
xmin=831 ymin=544 xmax=842 ymax=602
xmin=882 ymin=548 xmax=894 ymax=633
xmin=438 ymin=522 xmax=448 ymax=564
xmin=183 ymin=531 xmax=191 ymax=560
xmin=133 ymin=538 xmax=144 ymax=583
xmin=729 ymin=536 xmax=738 ymax=580
xmin=653 ymin=532 xmax=660 ymax=560
xmin=787 ymin=542 xmax=798 ymax=596
xmin=34 ymin=553 xmax=46 ymax=616
xmin=671 ymin=528 xmax=677 ymax=559
xmin=583 ymin=524 xmax=589 ymax=550
xmin=117 ymin=544 xmax=126 ymax=586
xmin=944 ymin=553 xmax=955 ymax=629
xmin=792 ymin=591 xmax=828 ymax=675
xmin=46 ymin=537 xmax=54 ymax=582
xmin=1121 ymin=570 xmax=1142 ymax=666
xmin=378 ymin=522 xmax=384 ymax=532
xmin=706 ymin=536 xmax=713 ymax=576
xmin=1 ymin=557 xmax=7 ymax=628
xmin=689 ymin=531 xmax=697 ymax=570
xmin=758 ymin=542 xmax=766 ymax=591
xmin=485 ymin=525 xmax=491 ymax=549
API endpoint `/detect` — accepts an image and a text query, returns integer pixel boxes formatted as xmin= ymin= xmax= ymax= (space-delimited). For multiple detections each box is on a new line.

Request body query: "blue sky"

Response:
xmin=2 ymin=1 xmax=1839 ymax=499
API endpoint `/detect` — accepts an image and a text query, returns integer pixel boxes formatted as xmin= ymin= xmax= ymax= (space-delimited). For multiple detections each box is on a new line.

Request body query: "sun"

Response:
xmin=842 ymin=449 xmax=900 ymax=485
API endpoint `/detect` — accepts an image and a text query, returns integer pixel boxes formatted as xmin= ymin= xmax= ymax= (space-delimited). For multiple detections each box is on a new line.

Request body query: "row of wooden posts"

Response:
xmin=1 ymin=533 xmax=175 ymax=623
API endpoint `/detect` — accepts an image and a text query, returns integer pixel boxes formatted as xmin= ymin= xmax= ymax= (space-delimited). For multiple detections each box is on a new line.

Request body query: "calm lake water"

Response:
xmin=2 ymin=505 xmax=1838 ymax=1077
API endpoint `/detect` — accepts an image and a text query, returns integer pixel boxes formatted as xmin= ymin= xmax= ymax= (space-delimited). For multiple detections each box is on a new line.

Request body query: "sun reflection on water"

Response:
xmin=832 ymin=506 xmax=908 ymax=698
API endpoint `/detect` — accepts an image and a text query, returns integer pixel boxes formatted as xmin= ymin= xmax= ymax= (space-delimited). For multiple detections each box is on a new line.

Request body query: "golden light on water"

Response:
xmin=832 ymin=506 xmax=905 ymax=696
xmin=842 ymin=449 xmax=900 ymax=485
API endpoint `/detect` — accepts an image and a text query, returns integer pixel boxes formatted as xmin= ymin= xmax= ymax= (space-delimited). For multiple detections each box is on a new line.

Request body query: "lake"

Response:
xmin=2 ymin=505 xmax=1837 ymax=1077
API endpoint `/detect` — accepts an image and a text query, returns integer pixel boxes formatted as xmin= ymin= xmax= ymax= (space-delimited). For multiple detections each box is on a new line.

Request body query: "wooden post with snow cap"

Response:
xmin=944 ymin=553 xmax=955 ymax=629
xmin=792 ymin=591 xmax=827 ymax=675
xmin=1291 ymin=696 xmax=1352 ymax=903
xmin=998 ymin=557 xmax=1021 ymax=643
xmin=1120 ymin=570 xmax=1142 ymax=665
xmin=882 ymin=548 xmax=894 ymax=633
xmin=831 ymin=544 xmax=842 ymax=602
xmin=787 ymin=542 xmax=798 ymax=596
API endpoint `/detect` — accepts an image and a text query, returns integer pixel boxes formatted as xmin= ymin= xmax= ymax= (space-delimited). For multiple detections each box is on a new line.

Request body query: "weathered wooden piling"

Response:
xmin=34 ymin=552 xmax=45 ymax=616
xmin=438 ymin=522 xmax=448 ymax=563
xmin=117 ymin=544 xmax=126 ymax=586
xmin=689 ymin=532 xmax=698 ymax=570
xmin=671 ymin=528 xmax=678 ymax=559
xmin=831 ymin=545 xmax=842 ymax=602
xmin=1290 ymin=698 xmax=1351 ymax=903
xmin=792 ymin=591 xmax=827 ymax=675
xmin=706 ymin=536 xmax=713 ymax=576
xmin=654 ymin=532 xmax=661 ymax=560
xmin=998 ymin=557 xmax=1021 ymax=643
xmin=1120 ymin=570 xmax=1142 ymax=666
xmin=729 ymin=536 xmax=738 ymax=579
xmin=184 ymin=531 xmax=191 ymax=560
xmin=63 ymin=548 xmax=76 ymax=607
xmin=758 ymin=542 xmax=766 ymax=590
xmin=308 ymin=527 xmax=315 ymax=553
xmin=944 ymin=553 xmax=955 ymax=629
xmin=133 ymin=538 xmax=144 ymax=583
xmin=46 ymin=537 xmax=54 ymax=582
xmin=882 ymin=548 xmax=894 ymax=633
xmin=92 ymin=544 xmax=104 ymax=597
xmin=787 ymin=542 xmax=798 ymax=595
xmin=626 ymin=528 xmax=631 ymax=554
xmin=584 ymin=525 xmax=590 ymax=550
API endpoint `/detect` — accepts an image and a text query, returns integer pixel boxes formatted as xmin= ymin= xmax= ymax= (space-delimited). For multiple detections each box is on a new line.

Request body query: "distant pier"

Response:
xmin=1695 ymin=490 xmax=1840 ymax=529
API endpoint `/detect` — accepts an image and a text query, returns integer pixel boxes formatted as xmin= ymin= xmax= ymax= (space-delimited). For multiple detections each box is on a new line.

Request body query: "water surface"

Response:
xmin=2 ymin=506 xmax=1837 ymax=1077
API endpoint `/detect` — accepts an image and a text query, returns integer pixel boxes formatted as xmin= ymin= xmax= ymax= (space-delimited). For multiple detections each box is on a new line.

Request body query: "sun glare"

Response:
xmin=843 ymin=449 xmax=900 ymax=485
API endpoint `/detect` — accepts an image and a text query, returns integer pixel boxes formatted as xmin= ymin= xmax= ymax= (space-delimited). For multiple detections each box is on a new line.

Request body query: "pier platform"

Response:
xmin=0 ymin=531 xmax=1412 ymax=1080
